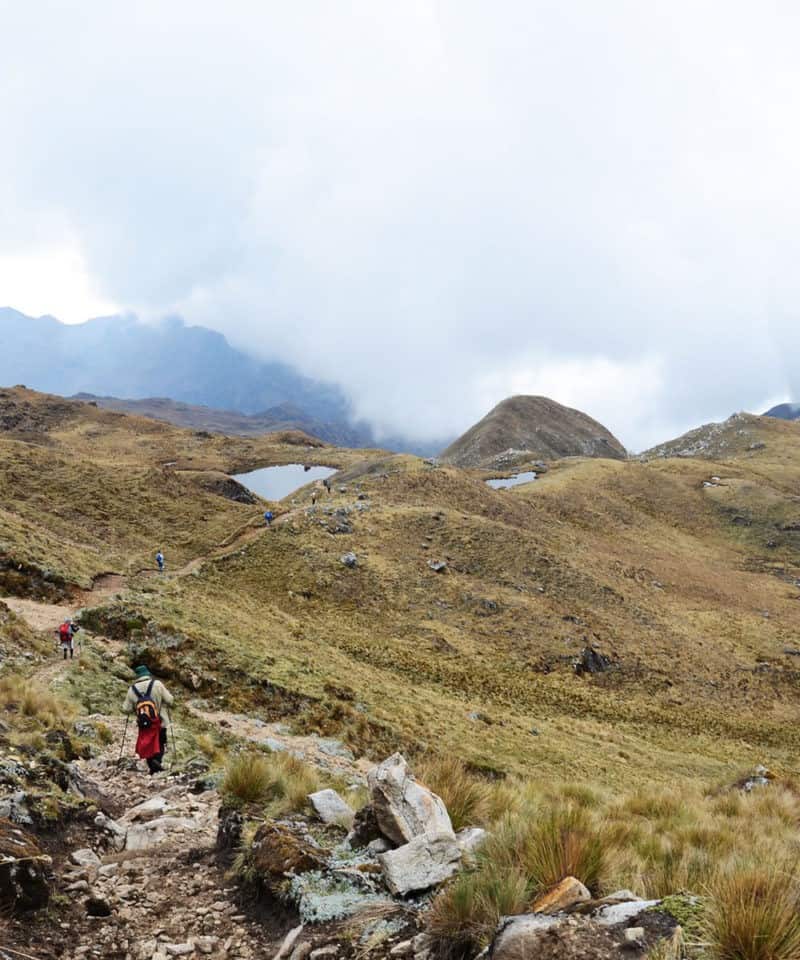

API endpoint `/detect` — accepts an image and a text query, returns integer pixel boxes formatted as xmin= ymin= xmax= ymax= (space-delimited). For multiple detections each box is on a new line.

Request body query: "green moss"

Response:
xmin=652 ymin=894 xmax=706 ymax=940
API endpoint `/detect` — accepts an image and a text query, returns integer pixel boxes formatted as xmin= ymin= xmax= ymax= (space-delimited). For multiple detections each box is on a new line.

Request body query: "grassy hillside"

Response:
xmin=3 ymin=388 xmax=800 ymax=791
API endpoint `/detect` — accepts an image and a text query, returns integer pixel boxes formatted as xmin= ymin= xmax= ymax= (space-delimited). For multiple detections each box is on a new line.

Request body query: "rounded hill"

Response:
xmin=440 ymin=395 xmax=627 ymax=468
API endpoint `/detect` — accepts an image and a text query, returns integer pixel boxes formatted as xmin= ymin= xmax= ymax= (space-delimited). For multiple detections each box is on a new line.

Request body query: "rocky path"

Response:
xmin=15 ymin=735 xmax=290 ymax=960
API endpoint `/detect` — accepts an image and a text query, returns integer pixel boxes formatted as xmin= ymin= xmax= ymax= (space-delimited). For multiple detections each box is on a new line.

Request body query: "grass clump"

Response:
xmin=705 ymin=865 xmax=800 ymax=960
xmin=222 ymin=749 xmax=321 ymax=815
xmin=416 ymin=755 xmax=493 ymax=830
xmin=0 ymin=674 xmax=76 ymax=730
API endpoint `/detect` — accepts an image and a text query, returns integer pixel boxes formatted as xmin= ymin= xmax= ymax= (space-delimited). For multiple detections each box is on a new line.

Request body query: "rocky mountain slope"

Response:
xmin=4 ymin=387 xmax=800 ymax=959
xmin=439 ymin=396 xmax=627 ymax=469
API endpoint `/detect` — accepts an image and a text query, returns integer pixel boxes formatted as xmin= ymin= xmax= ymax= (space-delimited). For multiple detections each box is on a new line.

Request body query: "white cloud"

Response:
xmin=0 ymin=242 xmax=118 ymax=324
xmin=2 ymin=0 xmax=800 ymax=448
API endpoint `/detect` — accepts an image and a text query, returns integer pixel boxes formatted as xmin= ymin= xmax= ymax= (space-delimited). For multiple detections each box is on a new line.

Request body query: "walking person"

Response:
xmin=55 ymin=619 xmax=79 ymax=660
xmin=323 ymin=477 xmax=331 ymax=495
xmin=123 ymin=665 xmax=174 ymax=774
xmin=264 ymin=510 xmax=274 ymax=527
xmin=155 ymin=550 xmax=165 ymax=573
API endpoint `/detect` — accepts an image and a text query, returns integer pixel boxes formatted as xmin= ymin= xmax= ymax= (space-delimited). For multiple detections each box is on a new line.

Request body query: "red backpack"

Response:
xmin=58 ymin=623 xmax=71 ymax=643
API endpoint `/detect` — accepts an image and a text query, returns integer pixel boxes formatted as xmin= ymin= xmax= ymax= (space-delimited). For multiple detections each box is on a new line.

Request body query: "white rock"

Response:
xmin=378 ymin=830 xmax=462 ymax=895
xmin=193 ymin=937 xmax=217 ymax=955
xmin=309 ymin=947 xmax=338 ymax=960
xmin=390 ymin=941 xmax=414 ymax=957
xmin=625 ymin=928 xmax=645 ymax=943
xmin=164 ymin=945 xmax=194 ymax=956
xmin=308 ymin=789 xmax=355 ymax=828
xmin=368 ymin=753 xmax=453 ymax=845
xmin=125 ymin=796 xmax=170 ymax=823
xmin=274 ymin=924 xmax=305 ymax=960
xmin=70 ymin=848 xmax=101 ymax=867
xmin=595 ymin=899 xmax=660 ymax=926
xmin=455 ymin=827 xmax=486 ymax=859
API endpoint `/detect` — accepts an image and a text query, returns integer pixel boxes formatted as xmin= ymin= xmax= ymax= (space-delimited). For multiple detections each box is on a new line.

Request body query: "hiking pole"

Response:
xmin=116 ymin=716 xmax=130 ymax=770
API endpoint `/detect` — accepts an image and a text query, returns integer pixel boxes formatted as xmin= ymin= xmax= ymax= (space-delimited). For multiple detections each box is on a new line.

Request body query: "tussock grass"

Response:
xmin=416 ymin=755 xmax=494 ymax=830
xmin=0 ymin=674 xmax=75 ymax=729
xmin=428 ymin=771 xmax=800 ymax=958
xmin=705 ymin=865 xmax=800 ymax=960
xmin=222 ymin=749 xmax=321 ymax=815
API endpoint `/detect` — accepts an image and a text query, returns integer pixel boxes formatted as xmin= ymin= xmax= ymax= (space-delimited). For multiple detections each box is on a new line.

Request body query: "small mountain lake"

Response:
xmin=485 ymin=471 xmax=537 ymax=490
xmin=232 ymin=464 xmax=337 ymax=500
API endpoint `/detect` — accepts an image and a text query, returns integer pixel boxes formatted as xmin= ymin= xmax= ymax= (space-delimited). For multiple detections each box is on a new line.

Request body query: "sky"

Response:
xmin=2 ymin=1 xmax=800 ymax=451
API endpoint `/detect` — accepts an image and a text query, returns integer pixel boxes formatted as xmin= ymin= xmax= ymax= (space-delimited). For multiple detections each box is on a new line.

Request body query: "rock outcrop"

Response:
xmin=367 ymin=753 xmax=453 ymax=846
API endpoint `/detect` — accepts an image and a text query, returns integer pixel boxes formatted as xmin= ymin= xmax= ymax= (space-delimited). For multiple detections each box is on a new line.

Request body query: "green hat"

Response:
xmin=134 ymin=665 xmax=151 ymax=678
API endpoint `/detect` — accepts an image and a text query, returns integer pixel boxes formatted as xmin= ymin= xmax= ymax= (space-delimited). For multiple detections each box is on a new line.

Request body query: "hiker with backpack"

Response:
xmin=123 ymin=665 xmax=174 ymax=774
xmin=264 ymin=510 xmax=273 ymax=527
xmin=55 ymin=619 xmax=79 ymax=660
xmin=156 ymin=550 xmax=165 ymax=573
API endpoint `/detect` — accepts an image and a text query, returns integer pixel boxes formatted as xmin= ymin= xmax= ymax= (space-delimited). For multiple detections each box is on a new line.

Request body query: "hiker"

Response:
xmin=311 ymin=488 xmax=318 ymax=506
xmin=264 ymin=510 xmax=273 ymax=527
xmin=55 ymin=619 xmax=79 ymax=660
xmin=323 ymin=477 xmax=331 ymax=494
xmin=123 ymin=665 xmax=174 ymax=775
xmin=155 ymin=550 xmax=165 ymax=573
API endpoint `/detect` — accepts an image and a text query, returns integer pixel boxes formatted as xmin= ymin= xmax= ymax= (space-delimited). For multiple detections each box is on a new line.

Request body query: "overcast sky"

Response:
xmin=2 ymin=1 xmax=800 ymax=450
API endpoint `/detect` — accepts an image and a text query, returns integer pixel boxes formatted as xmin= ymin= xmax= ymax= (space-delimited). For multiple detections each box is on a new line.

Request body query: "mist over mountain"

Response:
xmin=0 ymin=308 xmax=349 ymax=420
xmin=764 ymin=402 xmax=800 ymax=421
xmin=0 ymin=308 xmax=449 ymax=454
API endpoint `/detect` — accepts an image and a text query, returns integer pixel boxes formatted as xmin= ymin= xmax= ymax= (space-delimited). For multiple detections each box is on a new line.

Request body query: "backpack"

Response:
xmin=59 ymin=622 xmax=71 ymax=643
xmin=132 ymin=679 xmax=160 ymax=730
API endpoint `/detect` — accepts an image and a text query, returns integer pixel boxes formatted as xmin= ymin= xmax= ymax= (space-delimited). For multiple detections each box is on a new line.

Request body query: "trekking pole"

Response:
xmin=116 ymin=716 xmax=130 ymax=770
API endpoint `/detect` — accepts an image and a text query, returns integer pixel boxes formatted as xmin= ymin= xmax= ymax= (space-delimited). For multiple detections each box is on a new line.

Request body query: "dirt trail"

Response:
xmin=21 ymin=711 xmax=291 ymax=960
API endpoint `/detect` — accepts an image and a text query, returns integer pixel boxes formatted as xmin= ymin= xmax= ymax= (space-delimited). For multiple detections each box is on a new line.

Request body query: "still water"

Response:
xmin=232 ymin=464 xmax=337 ymax=500
xmin=485 ymin=471 xmax=537 ymax=490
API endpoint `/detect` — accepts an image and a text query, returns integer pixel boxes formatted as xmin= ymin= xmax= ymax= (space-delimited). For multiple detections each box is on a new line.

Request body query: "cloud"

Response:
xmin=2 ymin=0 xmax=800 ymax=449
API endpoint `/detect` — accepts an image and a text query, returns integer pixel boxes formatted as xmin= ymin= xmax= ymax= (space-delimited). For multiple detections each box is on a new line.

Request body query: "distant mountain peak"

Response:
xmin=440 ymin=395 xmax=627 ymax=468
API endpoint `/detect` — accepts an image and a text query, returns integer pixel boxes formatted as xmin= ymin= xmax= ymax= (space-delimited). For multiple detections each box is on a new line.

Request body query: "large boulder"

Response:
xmin=367 ymin=754 xmax=453 ymax=846
xmin=0 ymin=818 xmax=51 ymax=910
xmin=378 ymin=830 xmax=461 ymax=895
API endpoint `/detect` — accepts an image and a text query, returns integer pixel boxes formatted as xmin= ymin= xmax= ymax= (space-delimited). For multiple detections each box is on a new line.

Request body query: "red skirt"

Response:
xmin=135 ymin=717 xmax=162 ymax=759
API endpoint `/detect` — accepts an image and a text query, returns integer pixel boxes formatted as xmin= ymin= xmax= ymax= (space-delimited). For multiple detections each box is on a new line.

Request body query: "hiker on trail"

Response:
xmin=55 ymin=619 xmax=79 ymax=660
xmin=323 ymin=477 xmax=331 ymax=494
xmin=311 ymin=488 xmax=318 ymax=506
xmin=264 ymin=510 xmax=273 ymax=527
xmin=124 ymin=665 xmax=174 ymax=775
xmin=155 ymin=550 xmax=165 ymax=573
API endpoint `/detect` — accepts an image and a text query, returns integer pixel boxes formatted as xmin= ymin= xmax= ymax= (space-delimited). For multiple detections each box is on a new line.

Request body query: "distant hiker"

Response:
xmin=124 ymin=665 xmax=174 ymax=775
xmin=55 ymin=619 xmax=79 ymax=660
xmin=264 ymin=510 xmax=273 ymax=527
xmin=311 ymin=489 xmax=318 ymax=506
xmin=323 ymin=477 xmax=331 ymax=494
xmin=155 ymin=550 xmax=165 ymax=573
